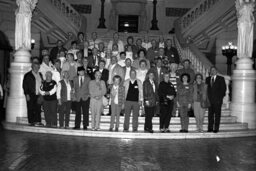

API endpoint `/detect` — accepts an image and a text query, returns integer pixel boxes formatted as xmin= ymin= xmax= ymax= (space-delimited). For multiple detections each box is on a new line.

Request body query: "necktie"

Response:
xmin=211 ymin=77 xmax=214 ymax=87
xmin=80 ymin=77 xmax=83 ymax=87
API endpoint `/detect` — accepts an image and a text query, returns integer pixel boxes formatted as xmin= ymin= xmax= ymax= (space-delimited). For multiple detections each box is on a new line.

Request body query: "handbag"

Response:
xmin=200 ymin=96 xmax=210 ymax=108
xmin=37 ymin=95 xmax=44 ymax=105
xmin=102 ymin=96 xmax=109 ymax=107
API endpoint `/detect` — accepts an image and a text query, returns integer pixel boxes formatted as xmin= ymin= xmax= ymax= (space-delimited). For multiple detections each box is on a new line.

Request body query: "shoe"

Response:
xmin=64 ymin=126 xmax=69 ymax=129
xmin=213 ymin=130 xmax=218 ymax=133
xmin=109 ymin=128 xmax=113 ymax=131
xmin=207 ymin=130 xmax=213 ymax=132
xmin=115 ymin=128 xmax=119 ymax=132
xmin=29 ymin=123 xmax=35 ymax=126
xmin=96 ymin=128 xmax=100 ymax=131
xmin=148 ymin=129 xmax=154 ymax=133
xmin=120 ymin=113 xmax=124 ymax=116
xmin=184 ymin=130 xmax=188 ymax=133
xmin=107 ymin=113 xmax=111 ymax=116
xmin=92 ymin=128 xmax=95 ymax=131
xmin=160 ymin=129 xmax=165 ymax=133
xmin=133 ymin=129 xmax=138 ymax=132
xmin=123 ymin=129 xmax=129 ymax=132
xmin=83 ymin=127 xmax=87 ymax=130
xmin=140 ymin=114 xmax=145 ymax=117
xmin=73 ymin=127 xmax=80 ymax=130
xmin=59 ymin=126 xmax=64 ymax=129
xmin=165 ymin=129 xmax=171 ymax=133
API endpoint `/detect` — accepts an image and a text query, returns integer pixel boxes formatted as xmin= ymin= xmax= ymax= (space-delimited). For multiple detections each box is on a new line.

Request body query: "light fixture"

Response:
xmin=31 ymin=39 xmax=35 ymax=50
xmin=222 ymin=42 xmax=237 ymax=76
xmin=124 ymin=23 xmax=129 ymax=27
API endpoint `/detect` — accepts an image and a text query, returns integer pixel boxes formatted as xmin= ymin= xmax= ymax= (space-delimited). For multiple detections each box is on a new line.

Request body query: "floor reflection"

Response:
xmin=0 ymin=130 xmax=255 ymax=171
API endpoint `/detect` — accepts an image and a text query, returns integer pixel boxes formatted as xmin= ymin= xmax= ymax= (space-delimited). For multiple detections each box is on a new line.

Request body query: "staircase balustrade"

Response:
xmin=181 ymin=0 xmax=220 ymax=32
xmin=174 ymin=36 xmax=231 ymax=110
xmin=50 ymin=0 xmax=81 ymax=28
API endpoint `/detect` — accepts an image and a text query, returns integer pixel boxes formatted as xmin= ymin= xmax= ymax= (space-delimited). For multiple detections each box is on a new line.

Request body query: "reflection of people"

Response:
xmin=23 ymin=57 xmax=43 ymax=126
xmin=236 ymin=0 xmax=255 ymax=57
xmin=206 ymin=66 xmax=226 ymax=133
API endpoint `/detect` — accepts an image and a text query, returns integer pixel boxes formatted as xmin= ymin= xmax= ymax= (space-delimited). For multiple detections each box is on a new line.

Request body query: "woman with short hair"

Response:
xmin=193 ymin=73 xmax=209 ymax=132
xmin=177 ymin=73 xmax=193 ymax=133
xmin=39 ymin=71 xmax=57 ymax=127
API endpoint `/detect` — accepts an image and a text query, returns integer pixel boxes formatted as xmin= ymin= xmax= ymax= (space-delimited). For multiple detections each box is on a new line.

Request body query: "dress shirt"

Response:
xmin=32 ymin=70 xmax=42 ymax=95
xmin=113 ymin=85 xmax=119 ymax=104
xmin=124 ymin=67 xmax=131 ymax=81
xmin=150 ymin=79 xmax=156 ymax=92
xmin=79 ymin=76 xmax=84 ymax=87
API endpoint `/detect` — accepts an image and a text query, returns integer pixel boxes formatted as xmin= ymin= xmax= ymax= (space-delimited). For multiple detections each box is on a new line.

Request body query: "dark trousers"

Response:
xmin=144 ymin=106 xmax=155 ymax=130
xmin=124 ymin=101 xmax=140 ymax=131
xmin=160 ymin=102 xmax=174 ymax=129
xmin=75 ymin=98 xmax=90 ymax=128
xmin=59 ymin=101 xmax=71 ymax=127
xmin=27 ymin=95 xmax=42 ymax=124
xmin=208 ymin=102 xmax=222 ymax=131
xmin=43 ymin=100 xmax=57 ymax=126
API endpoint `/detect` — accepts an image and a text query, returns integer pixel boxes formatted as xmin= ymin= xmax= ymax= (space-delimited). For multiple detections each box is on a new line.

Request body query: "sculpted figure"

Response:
xmin=236 ymin=0 xmax=255 ymax=58
xmin=15 ymin=0 xmax=38 ymax=50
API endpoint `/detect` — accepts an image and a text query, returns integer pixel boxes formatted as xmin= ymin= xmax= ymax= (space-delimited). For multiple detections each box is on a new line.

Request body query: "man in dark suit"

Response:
xmin=88 ymin=48 xmax=101 ymax=69
xmin=206 ymin=66 xmax=226 ymax=133
xmin=98 ymin=60 xmax=109 ymax=86
xmin=149 ymin=57 xmax=168 ymax=86
xmin=50 ymin=40 xmax=67 ymax=63
xmin=73 ymin=66 xmax=91 ymax=130
xmin=23 ymin=57 xmax=44 ymax=126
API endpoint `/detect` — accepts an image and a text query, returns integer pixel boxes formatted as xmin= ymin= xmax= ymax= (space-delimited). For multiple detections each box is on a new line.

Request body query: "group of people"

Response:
xmin=22 ymin=31 xmax=226 ymax=133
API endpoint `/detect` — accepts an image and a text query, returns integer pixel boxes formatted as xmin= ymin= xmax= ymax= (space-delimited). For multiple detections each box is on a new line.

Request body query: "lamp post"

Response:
xmin=222 ymin=42 xmax=237 ymax=76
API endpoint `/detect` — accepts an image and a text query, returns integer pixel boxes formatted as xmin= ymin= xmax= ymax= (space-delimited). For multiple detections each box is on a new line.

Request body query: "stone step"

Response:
xmin=4 ymin=122 xmax=256 ymax=139
xmin=18 ymin=115 xmax=237 ymax=124
xmin=17 ymin=117 xmax=247 ymax=131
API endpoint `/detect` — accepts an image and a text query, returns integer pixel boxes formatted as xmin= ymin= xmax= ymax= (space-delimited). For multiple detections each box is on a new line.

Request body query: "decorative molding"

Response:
xmin=71 ymin=4 xmax=92 ymax=14
xmin=166 ymin=7 xmax=190 ymax=17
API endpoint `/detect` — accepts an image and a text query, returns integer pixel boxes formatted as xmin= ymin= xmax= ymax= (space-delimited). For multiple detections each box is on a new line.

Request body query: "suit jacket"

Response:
xmin=108 ymin=63 xmax=124 ymax=84
xmin=88 ymin=54 xmax=101 ymax=68
xmin=143 ymin=79 xmax=158 ymax=107
xmin=110 ymin=85 xmax=125 ymax=106
xmin=23 ymin=70 xmax=43 ymax=96
xmin=148 ymin=67 xmax=168 ymax=85
xmin=124 ymin=79 xmax=143 ymax=102
xmin=100 ymin=69 xmax=109 ymax=86
xmin=206 ymin=75 xmax=226 ymax=104
xmin=73 ymin=75 xmax=91 ymax=102
xmin=165 ymin=47 xmax=180 ymax=64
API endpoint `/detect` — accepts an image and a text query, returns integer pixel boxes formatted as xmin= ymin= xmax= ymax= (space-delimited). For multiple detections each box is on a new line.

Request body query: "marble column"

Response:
xmin=6 ymin=0 xmax=38 ymax=123
xmin=150 ymin=0 xmax=159 ymax=30
xmin=97 ymin=0 xmax=106 ymax=29
xmin=231 ymin=0 xmax=256 ymax=129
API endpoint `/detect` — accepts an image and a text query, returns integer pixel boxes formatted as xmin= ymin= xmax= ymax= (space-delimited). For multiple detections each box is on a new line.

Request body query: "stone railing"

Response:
xmin=50 ymin=0 xmax=82 ymax=28
xmin=174 ymin=36 xmax=231 ymax=110
xmin=180 ymin=0 xmax=220 ymax=31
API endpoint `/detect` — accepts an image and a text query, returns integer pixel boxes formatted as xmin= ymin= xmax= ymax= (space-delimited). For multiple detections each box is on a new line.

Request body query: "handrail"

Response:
xmin=50 ymin=0 xmax=82 ymax=28
xmin=180 ymin=0 xmax=220 ymax=31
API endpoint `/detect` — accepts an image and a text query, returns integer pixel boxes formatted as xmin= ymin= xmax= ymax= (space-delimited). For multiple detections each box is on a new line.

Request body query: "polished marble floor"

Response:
xmin=0 ymin=130 xmax=255 ymax=171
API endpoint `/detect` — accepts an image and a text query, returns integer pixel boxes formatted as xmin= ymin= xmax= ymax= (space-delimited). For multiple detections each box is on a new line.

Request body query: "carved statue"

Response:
xmin=15 ymin=0 xmax=38 ymax=50
xmin=236 ymin=0 xmax=255 ymax=58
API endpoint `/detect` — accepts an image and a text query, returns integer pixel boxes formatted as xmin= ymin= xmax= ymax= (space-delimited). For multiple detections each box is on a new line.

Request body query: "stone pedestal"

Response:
xmin=6 ymin=49 xmax=31 ymax=122
xmin=231 ymin=57 xmax=256 ymax=129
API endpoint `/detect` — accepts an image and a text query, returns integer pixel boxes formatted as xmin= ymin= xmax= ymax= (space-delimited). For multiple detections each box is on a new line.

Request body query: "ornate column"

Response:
xmin=97 ymin=0 xmax=106 ymax=28
xmin=231 ymin=0 xmax=256 ymax=129
xmin=150 ymin=0 xmax=159 ymax=30
xmin=6 ymin=0 xmax=38 ymax=123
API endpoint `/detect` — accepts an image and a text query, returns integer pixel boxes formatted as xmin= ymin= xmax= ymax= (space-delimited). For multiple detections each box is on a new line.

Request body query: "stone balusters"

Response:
xmin=49 ymin=0 xmax=81 ymax=28
xmin=181 ymin=0 xmax=220 ymax=30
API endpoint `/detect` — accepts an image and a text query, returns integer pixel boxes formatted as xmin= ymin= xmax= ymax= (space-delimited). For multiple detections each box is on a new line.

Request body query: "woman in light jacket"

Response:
xmin=89 ymin=70 xmax=107 ymax=131
xmin=193 ymin=73 xmax=209 ymax=132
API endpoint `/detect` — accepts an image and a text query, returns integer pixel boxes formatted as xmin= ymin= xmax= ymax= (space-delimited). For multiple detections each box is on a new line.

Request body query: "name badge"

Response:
xmin=134 ymin=86 xmax=138 ymax=89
